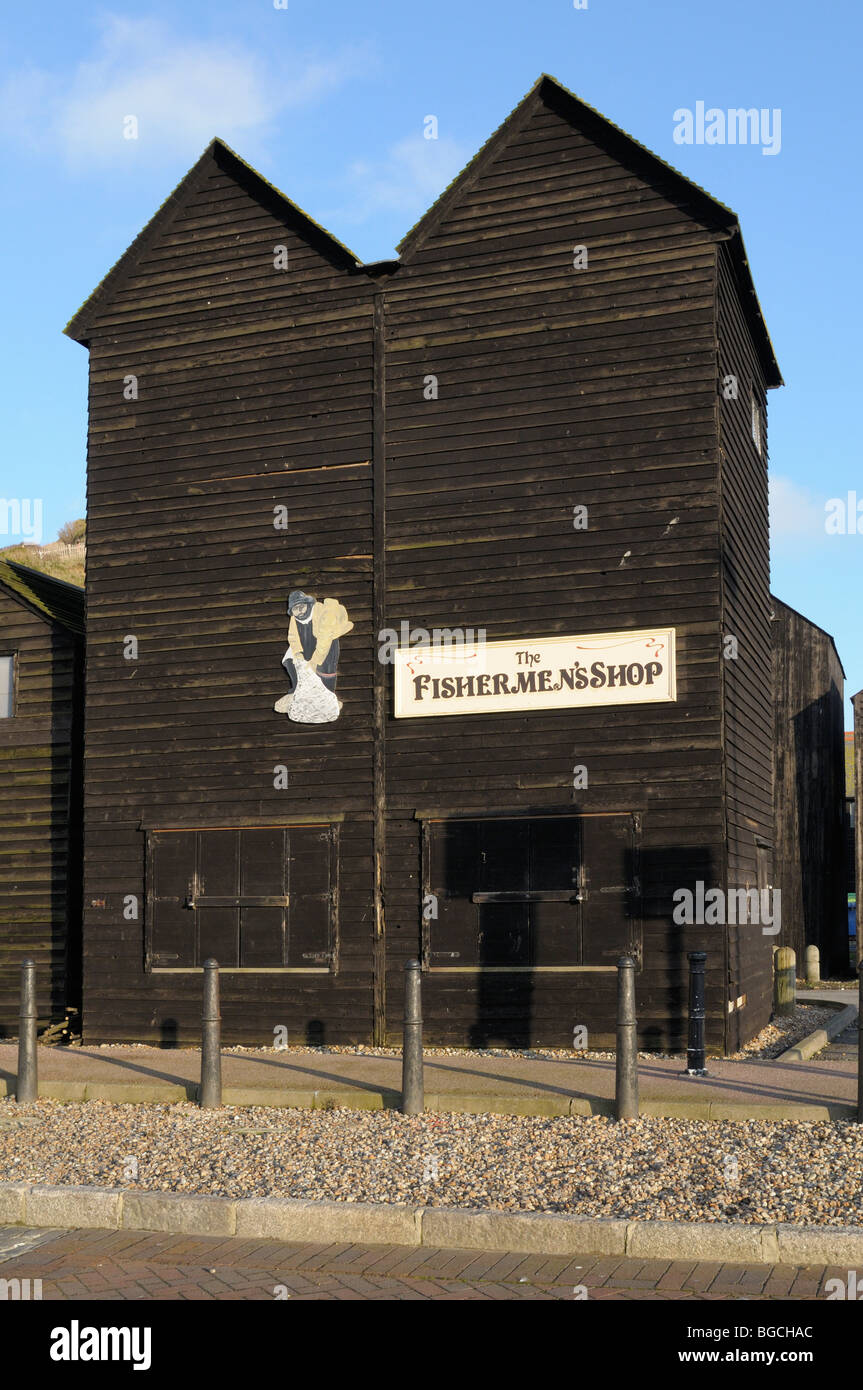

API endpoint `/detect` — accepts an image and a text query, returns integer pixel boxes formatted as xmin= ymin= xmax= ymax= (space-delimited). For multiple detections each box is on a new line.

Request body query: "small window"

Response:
xmin=146 ymin=824 xmax=336 ymax=969
xmin=0 ymin=655 xmax=14 ymax=717
xmin=750 ymin=391 xmax=763 ymax=454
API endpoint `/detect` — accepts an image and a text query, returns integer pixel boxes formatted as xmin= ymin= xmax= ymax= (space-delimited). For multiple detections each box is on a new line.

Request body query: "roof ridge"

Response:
xmin=396 ymin=73 xmax=738 ymax=257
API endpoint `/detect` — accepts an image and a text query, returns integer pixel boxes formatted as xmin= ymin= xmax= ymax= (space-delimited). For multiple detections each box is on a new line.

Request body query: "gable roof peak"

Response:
xmin=63 ymin=137 xmax=362 ymax=345
xmin=395 ymin=71 xmax=780 ymax=387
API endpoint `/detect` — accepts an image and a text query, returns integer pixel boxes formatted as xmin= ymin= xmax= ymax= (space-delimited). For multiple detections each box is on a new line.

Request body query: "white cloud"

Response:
xmin=0 ymin=14 xmax=374 ymax=168
xmin=334 ymin=133 xmax=472 ymax=224
xmin=769 ymin=474 xmax=828 ymax=543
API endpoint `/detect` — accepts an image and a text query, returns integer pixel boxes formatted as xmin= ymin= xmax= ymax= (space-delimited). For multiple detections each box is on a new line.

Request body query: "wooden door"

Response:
xmin=580 ymin=815 xmax=639 ymax=965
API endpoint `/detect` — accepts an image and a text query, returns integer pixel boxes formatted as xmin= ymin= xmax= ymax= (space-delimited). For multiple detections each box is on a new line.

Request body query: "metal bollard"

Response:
xmin=401 ymin=959 xmax=424 ymax=1115
xmin=858 ymin=961 xmax=863 ymax=1124
xmin=804 ymin=945 xmax=820 ymax=987
xmin=16 ymin=959 xmax=38 ymax=1103
xmin=615 ymin=957 xmax=639 ymax=1120
xmin=773 ymin=946 xmax=796 ymax=1017
xmin=685 ymin=951 xmax=707 ymax=1076
xmin=200 ymin=958 xmax=222 ymax=1109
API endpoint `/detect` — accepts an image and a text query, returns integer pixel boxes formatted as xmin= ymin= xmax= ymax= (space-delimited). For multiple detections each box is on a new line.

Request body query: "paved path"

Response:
xmin=0 ymin=1040 xmax=857 ymax=1114
xmin=0 ymin=1227 xmax=830 ymax=1301
xmin=798 ymin=989 xmax=857 ymax=1006
xmin=817 ymin=1022 xmax=858 ymax=1062
xmin=0 ymin=994 xmax=855 ymax=1117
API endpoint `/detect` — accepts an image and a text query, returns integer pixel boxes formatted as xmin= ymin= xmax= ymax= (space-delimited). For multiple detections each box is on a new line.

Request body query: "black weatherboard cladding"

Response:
xmin=66 ymin=76 xmax=779 ymax=1050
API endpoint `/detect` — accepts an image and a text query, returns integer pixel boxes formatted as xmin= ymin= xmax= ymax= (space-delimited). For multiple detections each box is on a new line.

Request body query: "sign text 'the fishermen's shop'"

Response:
xmin=393 ymin=628 xmax=677 ymax=718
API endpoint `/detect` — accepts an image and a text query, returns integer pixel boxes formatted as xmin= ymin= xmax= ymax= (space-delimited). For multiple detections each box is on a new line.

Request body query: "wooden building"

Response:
xmin=771 ymin=598 xmax=846 ymax=975
xmin=0 ymin=561 xmax=84 ymax=1033
xmin=65 ymin=75 xmax=783 ymax=1053
xmin=854 ymin=694 xmax=863 ymax=967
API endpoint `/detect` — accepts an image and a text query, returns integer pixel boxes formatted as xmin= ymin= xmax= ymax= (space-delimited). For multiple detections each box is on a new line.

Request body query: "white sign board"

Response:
xmin=393 ymin=628 xmax=676 ymax=719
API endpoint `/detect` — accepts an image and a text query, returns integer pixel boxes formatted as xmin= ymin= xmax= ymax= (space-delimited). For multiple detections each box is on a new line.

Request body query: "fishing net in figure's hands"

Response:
xmin=285 ymin=654 xmax=341 ymax=723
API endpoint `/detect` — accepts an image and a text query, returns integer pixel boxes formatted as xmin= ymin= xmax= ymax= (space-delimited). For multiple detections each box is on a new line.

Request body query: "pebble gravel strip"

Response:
xmin=226 ymin=1002 xmax=835 ymax=1063
xmin=0 ymin=1099 xmax=861 ymax=1227
xmin=727 ymin=1004 xmax=839 ymax=1060
xmin=76 ymin=1003 xmax=831 ymax=1062
xmin=225 ymin=1001 xmax=835 ymax=1061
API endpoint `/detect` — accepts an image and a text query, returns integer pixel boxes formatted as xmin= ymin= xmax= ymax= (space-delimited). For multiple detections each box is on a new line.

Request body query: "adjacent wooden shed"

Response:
xmin=0 ymin=561 xmax=84 ymax=1033
xmin=65 ymin=74 xmax=783 ymax=1053
xmin=854 ymin=693 xmax=863 ymax=966
xmin=771 ymin=598 xmax=846 ymax=976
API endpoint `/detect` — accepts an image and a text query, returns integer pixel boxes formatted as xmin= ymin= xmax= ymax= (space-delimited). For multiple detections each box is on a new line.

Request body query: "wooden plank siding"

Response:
xmin=0 ymin=583 xmax=83 ymax=1031
xmin=79 ymin=150 xmax=377 ymax=1043
xmin=716 ymin=240 xmax=776 ymax=1049
xmin=383 ymin=95 xmax=742 ymax=1051
xmin=68 ymin=78 xmax=783 ymax=1051
xmin=771 ymin=598 xmax=846 ymax=976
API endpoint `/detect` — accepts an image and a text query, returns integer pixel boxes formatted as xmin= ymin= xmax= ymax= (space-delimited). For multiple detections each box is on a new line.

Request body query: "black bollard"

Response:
xmin=858 ymin=961 xmax=863 ymax=1124
xmin=685 ymin=951 xmax=708 ymax=1076
xmin=16 ymin=958 xmax=38 ymax=1103
xmin=401 ymin=959 xmax=424 ymax=1115
xmin=200 ymin=958 xmax=222 ymax=1108
xmin=615 ymin=956 xmax=639 ymax=1120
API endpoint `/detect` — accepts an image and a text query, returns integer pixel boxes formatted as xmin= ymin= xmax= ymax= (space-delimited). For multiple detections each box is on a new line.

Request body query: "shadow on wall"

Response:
xmin=792 ymin=686 xmax=847 ymax=977
xmin=636 ymin=846 xmax=720 ymax=1053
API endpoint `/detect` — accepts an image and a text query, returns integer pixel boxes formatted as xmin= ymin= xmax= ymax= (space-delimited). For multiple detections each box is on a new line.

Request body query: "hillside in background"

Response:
xmin=0 ymin=535 xmax=85 ymax=589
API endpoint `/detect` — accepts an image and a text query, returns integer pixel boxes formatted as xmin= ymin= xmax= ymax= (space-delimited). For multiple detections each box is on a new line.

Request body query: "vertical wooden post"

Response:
xmin=773 ymin=946 xmax=796 ymax=1017
xmin=804 ymin=944 xmax=820 ymax=986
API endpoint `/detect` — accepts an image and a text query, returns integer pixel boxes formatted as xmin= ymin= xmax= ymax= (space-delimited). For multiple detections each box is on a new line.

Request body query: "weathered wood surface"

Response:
xmin=0 ymin=581 xmax=83 ymax=1032
xmin=70 ymin=81 xmax=781 ymax=1051
xmin=853 ymin=693 xmax=863 ymax=967
xmin=772 ymin=599 xmax=846 ymax=976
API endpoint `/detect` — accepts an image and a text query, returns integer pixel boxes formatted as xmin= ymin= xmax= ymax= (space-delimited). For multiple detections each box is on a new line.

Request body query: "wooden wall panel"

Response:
xmin=0 ymin=590 xmax=82 ymax=1031
xmin=81 ymin=153 xmax=376 ymax=1043
xmin=381 ymin=96 xmax=730 ymax=1051
xmin=77 ymin=97 xmax=780 ymax=1054
xmin=716 ymin=241 xmax=777 ymax=1046
xmin=771 ymin=598 xmax=846 ymax=976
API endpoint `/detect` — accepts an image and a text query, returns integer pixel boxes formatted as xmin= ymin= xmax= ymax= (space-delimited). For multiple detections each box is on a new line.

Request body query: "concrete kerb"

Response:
xmin=3 ymin=1181 xmax=863 ymax=1266
xmin=777 ymin=1001 xmax=858 ymax=1063
xmin=0 ymin=1077 xmax=854 ymax=1120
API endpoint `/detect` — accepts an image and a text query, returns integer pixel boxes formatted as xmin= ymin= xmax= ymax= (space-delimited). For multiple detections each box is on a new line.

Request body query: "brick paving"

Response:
xmin=0 ymin=1225 xmax=837 ymax=1300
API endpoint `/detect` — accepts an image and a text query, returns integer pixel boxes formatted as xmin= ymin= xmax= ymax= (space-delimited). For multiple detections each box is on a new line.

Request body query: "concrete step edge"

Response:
xmin=0 ymin=1181 xmax=861 ymax=1264
xmin=778 ymin=1003 xmax=859 ymax=1063
xmin=0 ymin=1080 xmax=852 ymax=1121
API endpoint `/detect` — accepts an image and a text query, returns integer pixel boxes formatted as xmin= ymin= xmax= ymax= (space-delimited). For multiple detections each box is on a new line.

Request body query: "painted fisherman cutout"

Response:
xmin=274 ymin=589 xmax=353 ymax=723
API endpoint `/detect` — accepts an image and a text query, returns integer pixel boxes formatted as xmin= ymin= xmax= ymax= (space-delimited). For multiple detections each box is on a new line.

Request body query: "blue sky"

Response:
xmin=1 ymin=0 xmax=860 ymax=715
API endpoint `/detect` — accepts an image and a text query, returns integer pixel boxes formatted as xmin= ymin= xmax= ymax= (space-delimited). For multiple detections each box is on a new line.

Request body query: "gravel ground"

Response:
xmin=0 ymin=1100 xmax=861 ymax=1226
xmin=799 ymin=978 xmax=857 ymax=991
xmin=726 ymin=1003 xmax=840 ymax=1060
